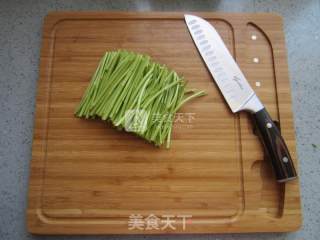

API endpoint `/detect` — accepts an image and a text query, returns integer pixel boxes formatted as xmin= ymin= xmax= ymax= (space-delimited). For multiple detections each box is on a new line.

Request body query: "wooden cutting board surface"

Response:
xmin=28 ymin=12 xmax=301 ymax=234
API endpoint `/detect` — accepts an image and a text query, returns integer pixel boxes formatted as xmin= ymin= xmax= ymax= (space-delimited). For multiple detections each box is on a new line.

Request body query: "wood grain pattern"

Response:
xmin=27 ymin=12 xmax=302 ymax=234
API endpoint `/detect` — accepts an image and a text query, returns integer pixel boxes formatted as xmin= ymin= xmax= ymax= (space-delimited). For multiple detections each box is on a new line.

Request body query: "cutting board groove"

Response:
xmin=28 ymin=12 xmax=301 ymax=234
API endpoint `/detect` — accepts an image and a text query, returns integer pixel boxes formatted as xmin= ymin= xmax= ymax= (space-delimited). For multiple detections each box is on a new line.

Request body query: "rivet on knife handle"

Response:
xmin=252 ymin=108 xmax=297 ymax=182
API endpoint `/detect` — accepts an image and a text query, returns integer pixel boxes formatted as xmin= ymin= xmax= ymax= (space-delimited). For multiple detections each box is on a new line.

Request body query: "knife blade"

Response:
xmin=185 ymin=14 xmax=297 ymax=182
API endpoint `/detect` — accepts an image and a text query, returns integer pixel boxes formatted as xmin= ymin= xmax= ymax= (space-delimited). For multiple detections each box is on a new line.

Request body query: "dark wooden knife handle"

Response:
xmin=252 ymin=108 xmax=297 ymax=182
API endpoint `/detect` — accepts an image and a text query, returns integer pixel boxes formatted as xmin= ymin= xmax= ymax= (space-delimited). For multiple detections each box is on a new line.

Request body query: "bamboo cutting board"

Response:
xmin=28 ymin=12 xmax=302 ymax=234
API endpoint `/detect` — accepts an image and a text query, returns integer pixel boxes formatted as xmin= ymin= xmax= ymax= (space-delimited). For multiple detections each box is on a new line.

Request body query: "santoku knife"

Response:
xmin=185 ymin=14 xmax=297 ymax=182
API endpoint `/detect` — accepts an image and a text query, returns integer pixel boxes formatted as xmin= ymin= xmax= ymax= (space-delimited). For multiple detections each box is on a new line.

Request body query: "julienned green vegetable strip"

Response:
xmin=75 ymin=50 xmax=206 ymax=148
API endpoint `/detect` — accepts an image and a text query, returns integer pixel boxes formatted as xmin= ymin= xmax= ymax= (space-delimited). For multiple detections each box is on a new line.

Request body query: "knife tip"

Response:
xmin=184 ymin=14 xmax=201 ymax=25
xmin=184 ymin=14 xmax=193 ymax=19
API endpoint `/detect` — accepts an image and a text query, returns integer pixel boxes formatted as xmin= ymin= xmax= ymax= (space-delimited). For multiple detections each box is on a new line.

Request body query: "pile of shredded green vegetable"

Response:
xmin=75 ymin=50 xmax=205 ymax=148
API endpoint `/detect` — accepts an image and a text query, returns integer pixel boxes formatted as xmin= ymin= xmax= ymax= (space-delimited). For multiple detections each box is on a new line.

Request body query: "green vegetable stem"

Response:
xmin=75 ymin=50 xmax=206 ymax=148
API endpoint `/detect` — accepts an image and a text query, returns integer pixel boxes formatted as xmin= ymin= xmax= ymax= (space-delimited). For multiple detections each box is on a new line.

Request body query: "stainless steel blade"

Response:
xmin=185 ymin=14 xmax=263 ymax=113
